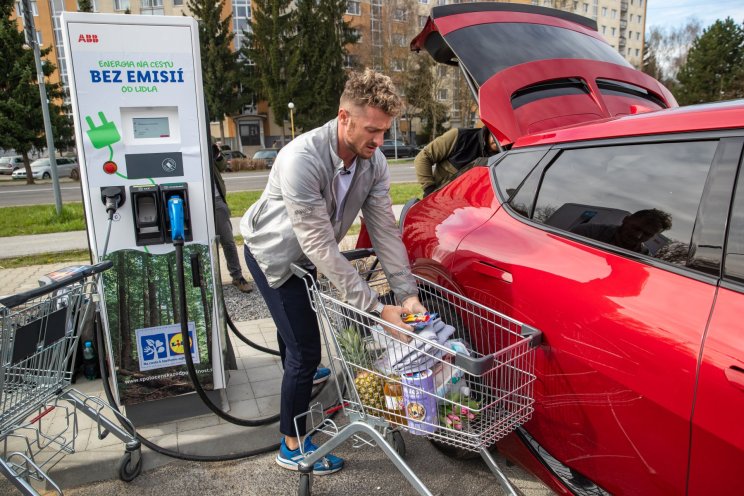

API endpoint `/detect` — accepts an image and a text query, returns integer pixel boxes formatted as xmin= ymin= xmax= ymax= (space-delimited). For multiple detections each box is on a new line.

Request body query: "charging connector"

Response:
xmin=100 ymin=186 xmax=126 ymax=220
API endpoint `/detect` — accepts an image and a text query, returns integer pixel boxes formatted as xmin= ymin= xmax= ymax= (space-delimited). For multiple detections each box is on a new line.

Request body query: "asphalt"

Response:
xmin=0 ymin=211 xmax=553 ymax=496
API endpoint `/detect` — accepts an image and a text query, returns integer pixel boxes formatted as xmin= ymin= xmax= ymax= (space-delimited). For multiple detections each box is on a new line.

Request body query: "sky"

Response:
xmin=646 ymin=0 xmax=744 ymax=31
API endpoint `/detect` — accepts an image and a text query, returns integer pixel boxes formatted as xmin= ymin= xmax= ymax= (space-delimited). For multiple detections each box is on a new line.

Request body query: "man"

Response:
xmin=211 ymin=144 xmax=252 ymax=293
xmin=415 ymin=126 xmax=500 ymax=197
xmin=240 ymin=69 xmax=425 ymax=475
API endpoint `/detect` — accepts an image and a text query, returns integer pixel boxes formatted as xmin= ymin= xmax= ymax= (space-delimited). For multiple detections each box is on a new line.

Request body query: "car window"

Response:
xmin=529 ymin=140 xmax=719 ymax=263
xmin=492 ymin=149 xmax=547 ymax=201
xmin=724 ymin=161 xmax=744 ymax=285
xmin=253 ymin=150 xmax=276 ymax=159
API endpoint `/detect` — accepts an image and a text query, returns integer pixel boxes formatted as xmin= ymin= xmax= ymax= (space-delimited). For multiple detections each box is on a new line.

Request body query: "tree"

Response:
xmin=292 ymin=0 xmax=358 ymax=131
xmin=676 ymin=18 xmax=744 ymax=105
xmin=241 ymin=0 xmax=299 ymax=142
xmin=644 ymin=19 xmax=702 ymax=85
xmin=0 ymin=0 xmax=73 ymax=184
xmin=187 ymin=0 xmax=241 ymax=143
xmin=404 ymin=55 xmax=448 ymax=142
xmin=78 ymin=0 xmax=93 ymax=12
xmin=641 ymin=40 xmax=664 ymax=82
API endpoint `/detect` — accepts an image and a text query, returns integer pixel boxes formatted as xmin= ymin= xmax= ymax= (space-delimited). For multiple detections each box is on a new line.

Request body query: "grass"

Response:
xmin=0 ymin=204 xmax=86 ymax=237
xmin=0 ymin=183 xmax=420 ymax=238
xmin=0 ymin=249 xmax=91 ymax=269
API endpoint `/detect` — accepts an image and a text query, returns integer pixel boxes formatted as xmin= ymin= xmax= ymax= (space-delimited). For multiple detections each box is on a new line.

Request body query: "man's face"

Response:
xmin=338 ymin=105 xmax=392 ymax=160
xmin=617 ymin=216 xmax=662 ymax=249
xmin=487 ymin=133 xmax=499 ymax=153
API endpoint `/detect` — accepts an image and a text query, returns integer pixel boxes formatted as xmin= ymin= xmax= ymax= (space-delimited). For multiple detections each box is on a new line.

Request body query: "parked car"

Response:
xmin=0 ymin=156 xmax=24 ymax=175
xmin=221 ymin=150 xmax=246 ymax=172
xmin=11 ymin=157 xmax=79 ymax=180
xmin=395 ymin=4 xmax=744 ymax=495
xmin=379 ymin=139 xmax=418 ymax=158
xmin=252 ymin=149 xmax=278 ymax=169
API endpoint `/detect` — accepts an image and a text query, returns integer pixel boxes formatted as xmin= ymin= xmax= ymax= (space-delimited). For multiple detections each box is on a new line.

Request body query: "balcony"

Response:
xmin=620 ymin=1 xmax=628 ymax=12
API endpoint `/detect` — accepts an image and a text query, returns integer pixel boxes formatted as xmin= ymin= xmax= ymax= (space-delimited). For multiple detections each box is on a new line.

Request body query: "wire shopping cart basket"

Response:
xmin=290 ymin=250 xmax=542 ymax=496
xmin=0 ymin=262 xmax=141 ymax=496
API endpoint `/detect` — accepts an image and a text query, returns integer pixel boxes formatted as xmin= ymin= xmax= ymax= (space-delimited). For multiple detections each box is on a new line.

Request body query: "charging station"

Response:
xmin=60 ymin=13 xmax=229 ymax=424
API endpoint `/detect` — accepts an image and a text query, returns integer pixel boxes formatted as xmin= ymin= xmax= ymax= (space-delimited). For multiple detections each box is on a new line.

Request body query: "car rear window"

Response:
xmin=445 ymin=23 xmax=630 ymax=86
xmin=253 ymin=151 xmax=276 ymax=159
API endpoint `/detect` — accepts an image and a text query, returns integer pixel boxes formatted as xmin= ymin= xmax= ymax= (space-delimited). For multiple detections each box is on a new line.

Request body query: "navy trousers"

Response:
xmin=243 ymin=246 xmax=320 ymax=437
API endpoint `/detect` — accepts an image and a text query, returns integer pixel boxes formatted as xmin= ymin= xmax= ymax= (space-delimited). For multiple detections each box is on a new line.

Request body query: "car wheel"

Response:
xmin=42 ymin=172 xmax=51 ymax=179
xmin=70 ymin=168 xmax=80 ymax=180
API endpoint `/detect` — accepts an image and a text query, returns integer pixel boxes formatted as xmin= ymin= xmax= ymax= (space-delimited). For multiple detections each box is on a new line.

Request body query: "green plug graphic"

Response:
xmin=85 ymin=111 xmax=121 ymax=149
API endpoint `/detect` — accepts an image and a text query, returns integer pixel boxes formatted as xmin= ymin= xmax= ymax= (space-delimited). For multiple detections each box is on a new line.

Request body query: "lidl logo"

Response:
xmin=167 ymin=332 xmax=194 ymax=355
xmin=78 ymin=34 xmax=99 ymax=43
xmin=136 ymin=322 xmax=199 ymax=372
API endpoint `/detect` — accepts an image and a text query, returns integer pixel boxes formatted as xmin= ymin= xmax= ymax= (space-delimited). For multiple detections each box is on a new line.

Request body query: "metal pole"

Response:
xmin=21 ymin=0 xmax=62 ymax=214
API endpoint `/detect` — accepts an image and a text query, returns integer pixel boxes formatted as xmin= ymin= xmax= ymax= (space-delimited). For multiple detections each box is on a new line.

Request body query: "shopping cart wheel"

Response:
xmin=385 ymin=430 xmax=406 ymax=458
xmin=118 ymin=449 xmax=143 ymax=482
xmin=298 ymin=473 xmax=312 ymax=496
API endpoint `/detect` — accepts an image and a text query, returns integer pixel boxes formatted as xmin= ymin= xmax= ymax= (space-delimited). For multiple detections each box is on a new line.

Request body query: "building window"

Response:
xmin=392 ymin=8 xmax=407 ymax=21
xmin=392 ymin=33 xmax=406 ymax=47
xmin=16 ymin=0 xmax=39 ymax=16
xmin=611 ymin=27 xmax=616 ymax=36
xmin=611 ymin=9 xmax=617 ymax=19
xmin=141 ymin=0 xmax=163 ymax=15
xmin=346 ymin=0 xmax=360 ymax=15
xmin=601 ymin=6 xmax=606 ymax=16
xmin=636 ymin=32 xmax=640 ymax=40
xmin=437 ymin=65 xmax=448 ymax=77
xmin=419 ymin=0 xmax=428 ymax=3
xmin=572 ymin=0 xmax=578 ymax=10
xmin=239 ymin=123 xmax=261 ymax=147
xmin=628 ymin=30 xmax=632 ymax=39
xmin=601 ymin=25 xmax=606 ymax=34
xmin=232 ymin=0 xmax=251 ymax=50
xmin=543 ymin=0 xmax=552 ymax=6
xmin=76 ymin=0 xmax=97 ymax=11
xmin=437 ymin=88 xmax=448 ymax=100
xmin=391 ymin=59 xmax=404 ymax=72
xmin=173 ymin=0 xmax=182 ymax=5
xmin=636 ymin=48 xmax=640 ymax=56
xmin=637 ymin=14 xmax=642 ymax=23
xmin=114 ymin=0 xmax=129 ymax=10
xmin=582 ymin=3 xmax=588 ymax=12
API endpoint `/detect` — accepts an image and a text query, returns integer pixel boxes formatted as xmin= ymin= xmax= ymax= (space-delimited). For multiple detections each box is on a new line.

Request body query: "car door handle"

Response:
xmin=473 ymin=261 xmax=513 ymax=283
xmin=725 ymin=366 xmax=744 ymax=391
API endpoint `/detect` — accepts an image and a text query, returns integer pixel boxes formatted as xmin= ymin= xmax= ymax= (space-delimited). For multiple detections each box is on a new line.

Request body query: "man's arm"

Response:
xmin=414 ymin=128 xmax=459 ymax=196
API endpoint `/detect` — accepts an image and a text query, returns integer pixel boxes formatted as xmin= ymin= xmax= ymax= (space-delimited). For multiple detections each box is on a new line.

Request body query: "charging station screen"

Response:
xmin=133 ymin=117 xmax=170 ymax=139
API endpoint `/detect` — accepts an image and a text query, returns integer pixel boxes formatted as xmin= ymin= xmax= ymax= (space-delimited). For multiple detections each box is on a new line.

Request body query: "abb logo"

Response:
xmin=78 ymin=34 xmax=99 ymax=43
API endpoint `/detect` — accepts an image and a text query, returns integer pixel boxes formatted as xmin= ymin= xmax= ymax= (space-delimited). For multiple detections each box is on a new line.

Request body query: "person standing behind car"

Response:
xmin=211 ymin=144 xmax=252 ymax=293
xmin=414 ymin=126 xmax=500 ymax=197
xmin=240 ymin=69 xmax=427 ymax=476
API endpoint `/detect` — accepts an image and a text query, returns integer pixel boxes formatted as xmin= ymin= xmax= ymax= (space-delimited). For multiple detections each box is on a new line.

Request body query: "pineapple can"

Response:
xmin=401 ymin=369 xmax=437 ymax=434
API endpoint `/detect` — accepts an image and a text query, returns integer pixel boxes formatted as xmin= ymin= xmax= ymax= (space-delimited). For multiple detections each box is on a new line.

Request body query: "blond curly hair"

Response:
xmin=340 ymin=68 xmax=402 ymax=117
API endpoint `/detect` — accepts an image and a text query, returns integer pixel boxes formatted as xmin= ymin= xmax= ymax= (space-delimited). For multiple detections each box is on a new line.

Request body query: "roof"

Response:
xmin=514 ymin=100 xmax=744 ymax=148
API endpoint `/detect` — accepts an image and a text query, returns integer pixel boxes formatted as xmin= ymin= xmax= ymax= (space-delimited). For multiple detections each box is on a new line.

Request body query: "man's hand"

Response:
xmin=380 ymin=305 xmax=413 ymax=343
xmin=401 ymin=295 xmax=427 ymax=315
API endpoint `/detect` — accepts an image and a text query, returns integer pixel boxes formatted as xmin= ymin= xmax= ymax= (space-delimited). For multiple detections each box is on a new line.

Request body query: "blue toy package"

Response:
xmin=402 ymin=312 xmax=439 ymax=331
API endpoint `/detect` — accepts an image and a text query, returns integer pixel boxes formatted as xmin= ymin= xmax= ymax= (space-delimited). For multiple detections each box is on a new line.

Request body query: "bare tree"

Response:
xmin=646 ymin=18 xmax=702 ymax=83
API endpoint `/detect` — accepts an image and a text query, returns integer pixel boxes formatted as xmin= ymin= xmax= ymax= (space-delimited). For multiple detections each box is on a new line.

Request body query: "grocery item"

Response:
xmin=401 ymin=369 xmax=438 ymax=434
xmin=338 ymin=327 xmax=386 ymax=414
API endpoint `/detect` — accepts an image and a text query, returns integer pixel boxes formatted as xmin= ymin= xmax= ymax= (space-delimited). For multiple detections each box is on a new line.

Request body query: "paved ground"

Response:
xmin=0 ymin=216 xmax=553 ymax=496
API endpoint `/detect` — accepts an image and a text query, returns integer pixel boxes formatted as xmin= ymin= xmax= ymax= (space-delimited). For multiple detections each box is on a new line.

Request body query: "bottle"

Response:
xmin=82 ymin=340 xmax=98 ymax=380
xmin=383 ymin=378 xmax=407 ymax=426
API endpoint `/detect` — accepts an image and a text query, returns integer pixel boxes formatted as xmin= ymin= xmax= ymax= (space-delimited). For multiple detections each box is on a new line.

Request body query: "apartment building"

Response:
xmin=11 ymin=0 xmax=646 ymax=151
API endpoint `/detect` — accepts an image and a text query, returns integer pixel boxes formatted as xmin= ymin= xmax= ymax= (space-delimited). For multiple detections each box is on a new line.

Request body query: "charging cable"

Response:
xmin=101 ymin=187 xmax=122 ymax=257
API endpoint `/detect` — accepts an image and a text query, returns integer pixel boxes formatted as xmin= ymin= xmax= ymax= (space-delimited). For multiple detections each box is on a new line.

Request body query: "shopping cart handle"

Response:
xmin=0 ymin=261 xmax=113 ymax=309
xmin=454 ymin=353 xmax=495 ymax=376
xmin=341 ymin=248 xmax=375 ymax=261
xmin=290 ymin=263 xmax=311 ymax=279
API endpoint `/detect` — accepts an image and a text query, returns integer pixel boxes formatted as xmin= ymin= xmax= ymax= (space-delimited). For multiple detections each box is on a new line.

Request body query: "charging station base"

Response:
xmin=125 ymin=388 xmax=228 ymax=427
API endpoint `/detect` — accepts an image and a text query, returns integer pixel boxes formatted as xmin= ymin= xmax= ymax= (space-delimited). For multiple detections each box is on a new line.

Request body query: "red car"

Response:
xmin=396 ymin=4 xmax=744 ymax=495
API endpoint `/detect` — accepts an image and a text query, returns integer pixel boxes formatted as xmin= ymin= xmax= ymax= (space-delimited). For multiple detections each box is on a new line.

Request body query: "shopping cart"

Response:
xmin=0 ymin=262 xmax=142 ymax=496
xmin=290 ymin=250 xmax=542 ymax=496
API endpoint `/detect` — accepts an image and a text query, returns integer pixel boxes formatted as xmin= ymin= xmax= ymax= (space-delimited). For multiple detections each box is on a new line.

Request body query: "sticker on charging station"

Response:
xmin=136 ymin=322 xmax=200 ymax=371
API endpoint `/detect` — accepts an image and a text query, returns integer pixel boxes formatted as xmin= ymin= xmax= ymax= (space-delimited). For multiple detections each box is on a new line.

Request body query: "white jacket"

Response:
xmin=239 ymin=118 xmax=418 ymax=312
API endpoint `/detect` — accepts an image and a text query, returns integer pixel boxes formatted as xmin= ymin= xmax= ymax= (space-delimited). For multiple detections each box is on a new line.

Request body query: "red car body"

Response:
xmin=391 ymin=4 xmax=744 ymax=495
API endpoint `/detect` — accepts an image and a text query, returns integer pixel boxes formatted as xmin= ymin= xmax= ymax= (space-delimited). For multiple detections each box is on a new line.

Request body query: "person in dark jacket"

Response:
xmin=414 ymin=126 xmax=500 ymax=196
xmin=211 ymin=144 xmax=252 ymax=293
